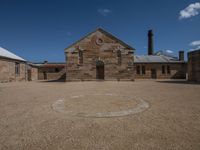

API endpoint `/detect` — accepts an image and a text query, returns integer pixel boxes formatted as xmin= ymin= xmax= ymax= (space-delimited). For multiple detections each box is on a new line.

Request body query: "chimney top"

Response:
xmin=179 ymin=51 xmax=184 ymax=61
xmin=43 ymin=61 xmax=48 ymax=64
xmin=148 ymin=30 xmax=153 ymax=36
xmin=148 ymin=30 xmax=154 ymax=55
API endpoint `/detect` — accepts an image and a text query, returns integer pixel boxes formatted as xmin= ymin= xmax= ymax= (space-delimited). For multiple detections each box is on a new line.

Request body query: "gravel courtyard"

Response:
xmin=0 ymin=80 xmax=200 ymax=150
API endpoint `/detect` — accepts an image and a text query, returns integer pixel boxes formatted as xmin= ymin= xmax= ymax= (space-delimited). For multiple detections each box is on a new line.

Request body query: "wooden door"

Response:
xmin=96 ymin=65 xmax=104 ymax=79
xmin=43 ymin=72 xmax=47 ymax=80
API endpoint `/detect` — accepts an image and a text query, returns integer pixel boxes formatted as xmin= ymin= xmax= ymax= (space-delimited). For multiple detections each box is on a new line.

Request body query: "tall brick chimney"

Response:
xmin=148 ymin=30 xmax=154 ymax=55
xmin=179 ymin=51 xmax=184 ymax=61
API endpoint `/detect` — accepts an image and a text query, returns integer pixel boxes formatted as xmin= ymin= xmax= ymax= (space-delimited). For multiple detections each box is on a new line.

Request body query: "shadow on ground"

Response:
xmin=157 ymin=80 xmax=200 ymax=85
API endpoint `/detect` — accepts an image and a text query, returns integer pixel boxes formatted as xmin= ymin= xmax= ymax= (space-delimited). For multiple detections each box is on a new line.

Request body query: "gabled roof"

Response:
xmin=0 ymin=47 xmax=26 ymax=61
xmin=134 ymin=55 xmax=184 ymax=63
xmin=64 ymin=28 xmax=135 ymax=52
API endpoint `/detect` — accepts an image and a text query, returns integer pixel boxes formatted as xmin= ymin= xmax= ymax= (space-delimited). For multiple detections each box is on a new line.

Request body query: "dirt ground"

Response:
xmin=0 ymin=80 xmax=200 ymax=150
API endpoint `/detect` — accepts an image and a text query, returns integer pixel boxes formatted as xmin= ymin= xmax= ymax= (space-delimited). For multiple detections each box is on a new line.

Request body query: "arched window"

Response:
xmin=78 ymin=50 xmax=83 ymax=65
xmin=117 ymin=50 xmax=122 ymax=65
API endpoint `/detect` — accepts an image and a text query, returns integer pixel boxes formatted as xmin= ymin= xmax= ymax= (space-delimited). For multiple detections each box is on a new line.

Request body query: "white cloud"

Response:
xmin=179 ymin=2 xmax=200 ymax=19
xmin=189 ymin=40 xmax=200 ymax=51
xmin=190 ymin=40 xmax=200 ymax=46
xmin=166 ymin=50 xmax=173 ymax=53
xmin=98 ymin=8 xmax=112 ymax=16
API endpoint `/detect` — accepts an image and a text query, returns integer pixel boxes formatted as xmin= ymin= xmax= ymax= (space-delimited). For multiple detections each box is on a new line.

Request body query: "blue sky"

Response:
xmin=0 ymin=0 xmax=200 ymax=62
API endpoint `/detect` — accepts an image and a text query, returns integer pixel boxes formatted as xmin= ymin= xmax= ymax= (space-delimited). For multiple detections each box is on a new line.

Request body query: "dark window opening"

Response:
xmin=162 ymin=65 xmax=166 ymax=74
xmin=78 ymin=50 xmax=83 ymax=65
xmin=117 ymin=50 xmax=122 ymax=65
xmin=142 ymin=66 xmax=146 ymax=74
xmin=136 ymin=66 xmax=140 ymax=74
xmin=15 ymin=62 xmax=20 ymax=75
xmin=167 ymin=65 xmax=171 ymax=74
xmin=55 ymin=68 xmax=60 ymax=72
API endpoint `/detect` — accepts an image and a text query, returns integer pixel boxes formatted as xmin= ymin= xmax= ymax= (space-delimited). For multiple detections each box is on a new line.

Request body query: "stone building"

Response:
xmin=36 ymin=62 xmax=66 ymax=81
xmin=188 ymin=49 xmax=200 ymax=81
xmin=134 ymin=30 xmax=187 ymax=79
xmin=134 ymin=53 xmax=187 ymax=79
xmin=0 ymin=47 xmax=27 ymax=82
xmin=65 ymin=28 xmax=135 ymax=81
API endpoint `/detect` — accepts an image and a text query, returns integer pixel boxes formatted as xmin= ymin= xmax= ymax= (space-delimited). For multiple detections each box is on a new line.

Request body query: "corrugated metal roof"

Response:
xmin=0 ymin=47 xmax=26 ymax=61
xmin=134 ymin=55 xmax=182 ymax=63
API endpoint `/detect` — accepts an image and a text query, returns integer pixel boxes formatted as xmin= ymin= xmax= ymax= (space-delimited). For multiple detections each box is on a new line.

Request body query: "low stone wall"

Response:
xmin=38 ymin=67 xmax=66 ymax=81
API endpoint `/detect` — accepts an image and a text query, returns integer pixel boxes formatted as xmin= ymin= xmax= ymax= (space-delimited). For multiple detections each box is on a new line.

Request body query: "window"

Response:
xmin=15 ymin=62 xmax=20 ymax=75
xmin=162 ymin=65 xmax=166 ymax=74
xmin=167 ymin=65 xmax=171 ymax=74
xmin=78 ymin=50 xmax=83 ymax=65
xmin=55 ymin=68 xmax=59 ymax=72
xmin=117 ymin=50 xmax=122 ymax=65
xmin=142 ymin=66 xmax=146 ymax=74
xmin=136 ymin=66 xmax=140 ymax=74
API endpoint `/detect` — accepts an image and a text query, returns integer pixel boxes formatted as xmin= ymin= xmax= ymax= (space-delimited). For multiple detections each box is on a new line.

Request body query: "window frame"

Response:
xmin=78 ymin=50 xmax=83 ymax=65
xmin=142 ymin=66 xmax=146 ymax=75
xmin=117 ymin=50 xmax=122 ymax=65
xmin=15 ymin=62 xmax=20 ymax=75
xmin=162 ymin=65 xmax=166 ymax=74
xmin=167 ymin=65 xmax=171 ymax=74
xmin=136 ymin=65 xmax=140 ymax=75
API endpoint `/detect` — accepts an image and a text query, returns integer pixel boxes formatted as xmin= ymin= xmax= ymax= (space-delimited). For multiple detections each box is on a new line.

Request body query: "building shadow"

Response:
xmin=38 ymin=73 xmax=66 ymax=83
xmin=157 ymin=80 xmax=200 ymax=85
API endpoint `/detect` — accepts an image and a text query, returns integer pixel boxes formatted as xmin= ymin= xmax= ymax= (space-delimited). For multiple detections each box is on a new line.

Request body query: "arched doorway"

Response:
xmin=96 ymin=60 xmax=104 ymax=80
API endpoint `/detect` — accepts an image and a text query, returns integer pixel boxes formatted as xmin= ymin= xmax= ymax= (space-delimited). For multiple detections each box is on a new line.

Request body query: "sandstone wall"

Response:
xmin=27 ymin=66 xmax=38 ymax=81
xmin=188 ymin=50 xmax=200 ymax=81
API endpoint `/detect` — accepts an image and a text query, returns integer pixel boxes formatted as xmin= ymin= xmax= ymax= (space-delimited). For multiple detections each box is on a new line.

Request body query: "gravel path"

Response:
xmin=0 ymin=80 xmax=200 ymax=150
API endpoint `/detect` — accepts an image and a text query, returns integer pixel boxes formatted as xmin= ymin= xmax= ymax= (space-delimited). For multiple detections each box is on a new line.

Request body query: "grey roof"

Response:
xmin=0 ymin=47 xmax=26 ymax=61
xmin=134 ymin=55 xmax=183 ymax=63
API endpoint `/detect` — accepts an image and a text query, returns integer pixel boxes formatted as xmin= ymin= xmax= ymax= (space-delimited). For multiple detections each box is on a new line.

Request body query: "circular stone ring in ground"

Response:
xmin=52 ymin=94 xmax=150 ymax=118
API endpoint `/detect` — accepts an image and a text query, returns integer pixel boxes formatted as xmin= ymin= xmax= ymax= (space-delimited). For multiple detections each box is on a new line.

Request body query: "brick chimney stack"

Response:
xmin=179 ymin=51 xmax=184 ymax=61
xmin=148 ymin=30 xmax=154 ymax=55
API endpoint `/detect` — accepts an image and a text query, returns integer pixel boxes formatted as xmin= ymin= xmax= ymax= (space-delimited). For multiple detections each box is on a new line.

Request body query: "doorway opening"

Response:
xmin=28 ymin=70 xmax=31 ymax=81
xmin=96 ymin=60 xmax=104 ymax=80
xmin=43 ymin=71 xmax=47 ymax=80
xmin=151 ymin=69 xmax=157 ymax=79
